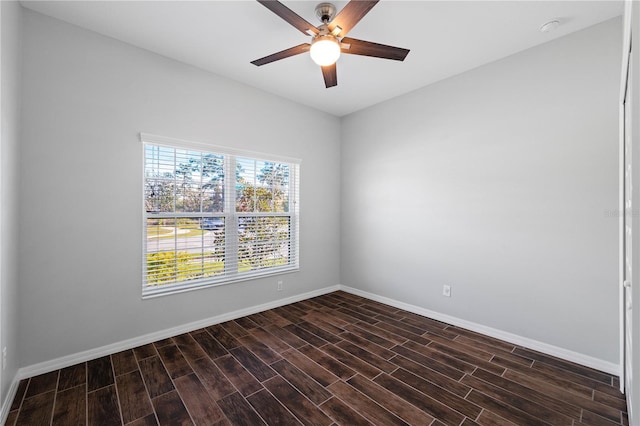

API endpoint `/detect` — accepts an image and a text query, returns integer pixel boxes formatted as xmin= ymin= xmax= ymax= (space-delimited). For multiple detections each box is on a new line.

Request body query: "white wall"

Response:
xmin=1 ymin=0 xmax=22 ymax=405
xmin=18 ymin=9 xmax=341 ymax=367
xmin=341 ymin=18 xmax=621 ymax=363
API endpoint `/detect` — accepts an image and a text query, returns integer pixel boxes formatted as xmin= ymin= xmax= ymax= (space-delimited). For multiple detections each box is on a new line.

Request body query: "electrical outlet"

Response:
xmin=2 ymin=347 xmax=7 ymax=370
xmin=443 ymin=285 xmax=451 ymax=297
xmin=277 ymin=280 xmax=283 ymax=291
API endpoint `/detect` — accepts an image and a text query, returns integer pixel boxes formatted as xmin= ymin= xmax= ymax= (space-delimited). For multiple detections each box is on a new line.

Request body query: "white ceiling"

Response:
xmin=20 ymin=0 xmax=623 ymax=117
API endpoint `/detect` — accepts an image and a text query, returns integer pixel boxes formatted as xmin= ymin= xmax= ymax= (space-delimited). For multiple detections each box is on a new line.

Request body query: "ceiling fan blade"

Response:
xmin=251 ymin=43 xmax=311 ymax=66
xmin=257 ymin=0 xmax=319 ymax=35
xmin=321 ymin=63 xmax=337 ymax=88
xmin=328 ymin=0 xmax=378 ymax=37
xmin=341 ymin=37 xmax=410 ymax=61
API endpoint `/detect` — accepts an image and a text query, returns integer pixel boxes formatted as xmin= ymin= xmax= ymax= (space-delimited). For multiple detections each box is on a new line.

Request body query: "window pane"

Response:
xmin=236 ymin=158 xmax=290 ymax=213
xmin=145 ymin=217 xmax=225 ymax=286
xmin=145 ymin=178 xmax=175 ymax=213
xmin=145 ymin=145 xmax=176 ymax=178
xmin=238 ymin=216 xmax=290 ymax=272
xmin=175 ymin=183 xmax=203 ymax=213
xmin=202 ymin=154 xmax=225 ymax=212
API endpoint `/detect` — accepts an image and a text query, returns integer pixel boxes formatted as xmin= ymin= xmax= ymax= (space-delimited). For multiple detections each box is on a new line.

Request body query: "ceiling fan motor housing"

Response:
xmin=315 ymin=2 xmax=337 ymax=23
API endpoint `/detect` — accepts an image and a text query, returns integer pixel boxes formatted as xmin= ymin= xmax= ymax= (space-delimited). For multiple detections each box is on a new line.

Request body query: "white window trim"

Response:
xmin=140 ymin=133 xmax=301 ymax=299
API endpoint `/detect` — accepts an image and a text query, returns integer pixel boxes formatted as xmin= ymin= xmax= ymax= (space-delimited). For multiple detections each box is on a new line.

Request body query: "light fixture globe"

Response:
xmin=310 ymin=35 xmax=341 ymax=66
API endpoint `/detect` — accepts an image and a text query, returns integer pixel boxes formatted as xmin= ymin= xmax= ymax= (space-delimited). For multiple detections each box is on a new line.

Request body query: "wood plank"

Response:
xmin=25 ymin=371 xmax=59 ymax=397
xmin=115 ymin=370 xmax=154 ymax=423
xmin=461 ymin=373 xmax=573 ymax=425
xmin=58 ymin=363 xmax=86 ymax=391
xmin=345 ymin=321 xmax=408 ymax=345
xmin=249 ymin=327 xmax=293 ymax=353
xmin=190 ymin=357 xmax=237 ymax=400
xmin=336 ymin=307 xmax=380 ymax=324
xmin=111 ymin=349 xmax=138 ymax=376
xmin=428 ymin=340 xmax=506 ymax=375
xmin=10 ymin=380 xmax=28 ymax=411
xmin=449 ymin=326 xmax=519 ymax=353
xmin=296 ymin=321 xmax=343 ymax=344
xmin=391 ymin=368 xmax=482 ymax=419
xmin=264 ymin=324 xmax=308 ymax=348
xmin=336 ymin=340 xmax=397 ymax=373
xmin=191 ymin=330 xmax=228 ymax=359
xmin=88 ymin=385 xmax=121 ymax=426
xmin=502 ymin=369 xmax=623 ymax=423
xmin=281 ymin=348 xmax=340 ymax=387
xmin=53 ymin=385 xmax=86 ymax=425
xmin=217 ymin=392 xmax=266 ymax=425
xmin=270 ymin=359 xmax=331 ymax=405
xmin=475 ymin=410 xmax=519 ymax=426
xmin=320 ymin=344 xmax=382 ymax=379
xmin=234 ymin=316 xmax=260 ymax=331
xmin=454 ymin=335 xmax=533 ymax=367
xmin=370 ymin=321 xmax=431 ymax=345
xmin=174 ymin=373 xmax=225 ymax=425
xmin=513 ymin=347 xmax=614 ymax=384
xmin=402 ymin=340 xmax=475 ymax=374
xmin=153 ymin=338 xmax=175 ymax=348
xmin=133 ymin=343 xmax=158 ymax=361
xmin=256 ymin=309 xmax=292 ymax=327
xmin=5 ymin=410 xmax=18 ymax=426
xmin=237 ymin=333 xmax=283 ymax=364
xmin=247 ymin=389 xmax=303 ymax=425
xmin=390 ymin=355 xmax=471 ymax=398
xmin=284 ymin=324 xmax=329 ymax=347
xmin=206 ymin=324 xmax=241 ymax=350
xmin=173 ymin=333 xmax=208 ymax=364
xmin=347 ymin=374 xmax=436 ymax=425
xmin=16 ymin=391 xmax=55 ymax=425
xmin=471 ymin=368 xmax=582 ymax=419
xmin=152 ymin=390 xmax=193 ymax=426
xmin=580 ymin=409 xmax=624 ymax=426
xmin=465 ymin=390 xmax=551 ymax=426
xmin=367 ymin=373 xmax=464 ymax=425
xmin=229 ymin=346 xmax=276 ymax=382
xmin=157 ymin=344 xmax=193 ymax=379
xmin=214 ymin=354 xmax=263 ymax=397
xmin=128 ymin=414 xmax=160 ymax=426
xmin=298 ymin=344 xmax=356 ymax=380
xmin=219 ymin=320 xmax=250 ymax=338
xmin=426 ymin=333 xmax=495 ymax=361
xmin=340 ymin=331 xmax=396 ymax=359
xmin=391 ymin=344 xmax=465 ymax=380
xmin=319 ymin=397 xmax=372 ymax=426
xmin=87 ymin=356 xmax=114 ymax=392
xmin=327 ymin=379 xmax=409 ymax=426
xmin=138 ymin=355 xmax=174 ymax=398
xmin=264 ymin=376 xmax=334 ymax=425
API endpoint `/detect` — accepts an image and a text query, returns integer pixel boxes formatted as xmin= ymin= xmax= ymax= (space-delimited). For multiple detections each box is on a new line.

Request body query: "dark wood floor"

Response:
xmin=6 ymin=291 xmax=628 ymax=425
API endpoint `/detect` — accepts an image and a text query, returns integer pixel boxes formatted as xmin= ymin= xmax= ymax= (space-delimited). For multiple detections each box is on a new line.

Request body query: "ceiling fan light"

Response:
xmin=310 ymin=35 xmax=341 ymax=66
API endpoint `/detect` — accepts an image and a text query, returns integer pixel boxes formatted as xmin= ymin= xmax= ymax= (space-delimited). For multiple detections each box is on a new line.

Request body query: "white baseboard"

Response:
xmin=15 ymin=285 xmax=340 ymax=381
xmin=0 ymin=375 xmax=20 ymax=426
xmin=338 ymin=285 xmax=619 ymax=376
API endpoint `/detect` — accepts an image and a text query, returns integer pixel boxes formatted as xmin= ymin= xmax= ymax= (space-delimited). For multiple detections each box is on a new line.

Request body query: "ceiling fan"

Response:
xmin=251 ymin=0 xmax=410 ymax=88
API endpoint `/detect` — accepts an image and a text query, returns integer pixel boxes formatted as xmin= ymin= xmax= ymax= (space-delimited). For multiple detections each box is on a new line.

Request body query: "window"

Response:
xmin=141 ymin=134 xmax=299 ymax=297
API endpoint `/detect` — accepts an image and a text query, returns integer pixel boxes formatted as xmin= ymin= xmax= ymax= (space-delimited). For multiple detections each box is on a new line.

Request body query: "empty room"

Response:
xmin=1 ymin=0 xmax=639 ymax=425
